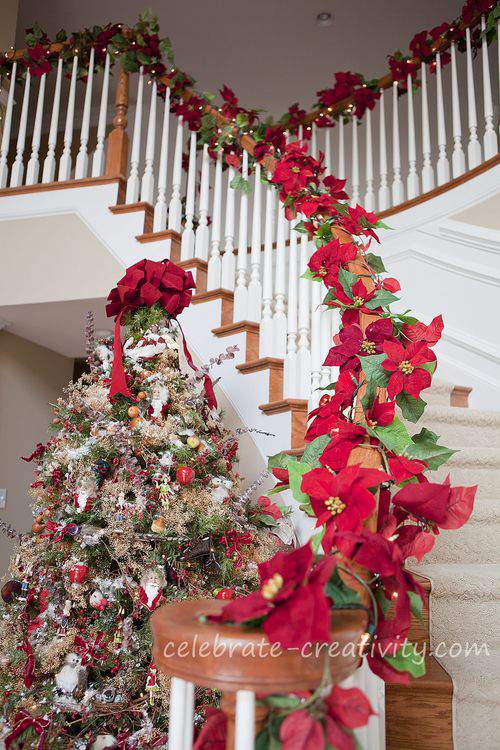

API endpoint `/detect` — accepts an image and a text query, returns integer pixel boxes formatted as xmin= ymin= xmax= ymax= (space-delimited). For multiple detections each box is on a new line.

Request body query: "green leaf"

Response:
xmin=420 ymin=360 xmax=437 ymax=375
xmin=287 ymin=461 xmax=311 ymax=505
xmin=310 ymin=527 xmax=325 ymax=554
xmin=361 ymin=353 xmax=390 ymax=387
xmin=230 ymin=175 xmax=251 ymax=194
xmin=236 ymin=112 xmax=249 ymax=128
xmin=301 ymin=268 xmax=321 ymax=282
xmin=375 ymin=587 xmax=391 ymax=615
xmin=385 ymin=643 xmax=426 ymax=678
xmin=267 ymin=451 xmax=294 ymax=472
xmin=301 ymin=434 xmax=331 ymax=467
xmin=408 ymin=591 xmax=423 ymax=621
xmin=396 ymin=392 xmax=426 ymax=423
xmin=254 ymin=514 xmax=278 ymax=527
xmin=326 ymin=569 xmax=361 ymax=606
xmin=262 ymin=695 xmax=302 ymax=709
xmin=293 ymin=220 xmax=308 ymax=234
xmin=159 ymin=37 xmax=174 ymax=62
xmin=365 ymin=289 xmax=399 ymax=310
xmin=407 ymin=428 xmax=457 ymax=470
xmin=364 ymin=252 xmax=386 ymax=274
xmin=373 ymin=417 xmax=412 ymax=454
xmin=375 ymin=219 xmax=391 ymax=230
xmin=337 ymin=266 xmax=358 ymax=299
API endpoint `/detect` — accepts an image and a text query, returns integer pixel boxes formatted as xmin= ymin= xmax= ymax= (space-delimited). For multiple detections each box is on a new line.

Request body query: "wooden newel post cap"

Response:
xmin=151 ymin=599 xmax=368 ymax=693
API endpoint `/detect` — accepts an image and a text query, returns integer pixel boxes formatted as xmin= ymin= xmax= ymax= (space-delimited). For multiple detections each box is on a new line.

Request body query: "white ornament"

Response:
xmin=211 ymin=476 xmax=233 ymax=503
xmin=89 ymin=590 xmax=107 ymax=610
xmin=158 ymin=451 xmax=173 ymax=468
xmin=151 ymin=382 xmax=169 ymax=419
xmin=123 ymin=333 xmax=168 ymax=362
xmin=90 ymin=735 xmax=118 ymax=750
xmin=55 ymin=653 xmax=87 ymax=696
xmin=95 ymin=343 xmax=114 ymax=371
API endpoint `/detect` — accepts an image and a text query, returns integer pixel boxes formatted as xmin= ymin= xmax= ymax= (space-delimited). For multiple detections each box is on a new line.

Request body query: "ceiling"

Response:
xmin=17 ymin=0 xmax=463 ymax=117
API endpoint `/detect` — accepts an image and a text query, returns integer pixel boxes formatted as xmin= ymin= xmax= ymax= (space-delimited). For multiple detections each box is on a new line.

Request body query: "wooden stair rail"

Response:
xmin=104 ymin=64 xmax=129 ymax=179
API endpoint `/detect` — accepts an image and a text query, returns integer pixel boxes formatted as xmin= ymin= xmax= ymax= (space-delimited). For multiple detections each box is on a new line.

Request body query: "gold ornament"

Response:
xmin=128 ymin=405 xmax=140 ymax=419
xmin=151 ymin=517 xmax=166 ymax=533
xmin=187 ymin=435 xmax=200 ymax=449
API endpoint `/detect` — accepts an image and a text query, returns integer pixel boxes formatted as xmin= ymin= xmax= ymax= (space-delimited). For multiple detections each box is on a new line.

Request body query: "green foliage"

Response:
xmin=407 ymin=428 xmax=457 ymax=470
xmin=371 ymin=416 xmax=412 ymax=454
xmin=230 ymin=174 xmax=251 ymax=193
xmin=364 ymin=252 xmax=386 ymax=274
xmin=361 ymin=353 xmax=390 ymax=388
xmin=124 ymin=303 xmax=167 ymax=339
xmin=396 ymin=392 xmax=426 ymax=423
xmin=301 ymin=435 xmax=331 ymax=467
xmin=385 ymin=643 xmax=426 ymax=678
xmin=326 ymin=569 xmax=362 ymax=607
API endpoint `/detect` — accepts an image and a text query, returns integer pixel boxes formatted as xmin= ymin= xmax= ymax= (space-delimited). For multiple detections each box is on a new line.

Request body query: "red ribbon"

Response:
xmin=5 ymin=711 xmax=50 ymax=749
xmin=41 ymin=520 xmax=78 ymax=542
xmin=18 ymin=638 xmax=35 ymax=688
xmin=106 ymin=258 xmax=216 ymax=408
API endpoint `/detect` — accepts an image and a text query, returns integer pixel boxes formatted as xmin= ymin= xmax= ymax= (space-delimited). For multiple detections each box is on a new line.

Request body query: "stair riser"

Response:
xmin=420 ymin=417 xmax=500 ymax=448
xmin=426 ymin=520 xmax=500 ymax=564
xmin=427 ymin=602 xmax=500 ymax=650
xmin=433 ymin=463 xmax=500 ymax=498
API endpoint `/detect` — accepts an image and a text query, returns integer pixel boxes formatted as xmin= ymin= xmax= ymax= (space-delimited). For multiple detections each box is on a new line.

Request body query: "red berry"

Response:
xmin=176 ymin=466 xmax=195 ymax=485
xmin=216 ymin=588 xmax=235 ymax=600
xmin=319 ymin=394 xmax=331 ymax=406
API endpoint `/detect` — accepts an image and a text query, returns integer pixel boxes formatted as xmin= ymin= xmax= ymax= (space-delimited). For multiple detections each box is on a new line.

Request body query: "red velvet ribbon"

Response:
xmin=18 ymin=638 xmax=35 ymax=688
xmin=5 ymin=711 xmax=50 ymax=749
xmin=106 ymin=258 xmax=217 ymax=409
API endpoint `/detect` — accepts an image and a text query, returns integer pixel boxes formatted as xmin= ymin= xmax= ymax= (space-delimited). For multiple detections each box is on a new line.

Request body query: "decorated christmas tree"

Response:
xmin=0 ymin=259 xmax=287 ymax=749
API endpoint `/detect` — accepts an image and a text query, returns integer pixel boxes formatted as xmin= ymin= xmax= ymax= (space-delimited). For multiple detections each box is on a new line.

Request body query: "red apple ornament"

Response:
xmin=176 ymin=466 xmax=195 ymax=486
xmin=68 ymin=564 xmax=89 ymax=584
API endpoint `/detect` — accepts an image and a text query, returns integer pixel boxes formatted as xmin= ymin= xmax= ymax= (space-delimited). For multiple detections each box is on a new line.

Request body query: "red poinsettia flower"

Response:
xmin=304 ymin=372 xmax=357 ymax=442
xmin=387 ymin=453 xmax=427 ymax=483
xmin=394 ymin=523 xmax=435 ymax=562
xmin=325 ymin=685 xmax=374 ymax=730
xmin=388 ymin=56 xmax=418 ymax=87
xmin=382 ymin=277 xmax=401 ymax=293
xmin=193 ymin=707 xmax=227 ymax=750
xmin=324 ymin=175 xmax=349 ymax=201
xmin=320 ymin=423 xmax=367 ymax=471
xmin=409 ymin=30 xmax=433 ymax=60
xmin=271 ymin=466 xmax=290 ymax=488
xmin=271 ymin=142 xmax=324 ymax=198
xmin=257 ymin=495 xmax=283 ymax=520
xmin=402 ymin=314 xmax=443 ymax=346
xmin=340 ymin=204 xmax=380 ymax=241
xmin=330 ymin=278 xmax=379 ymax=319
xmin=324 ymin=318 xmax=396 ymax=370
xmin=381 ymin=341 xmax=435 ymax=399
xmin=301 ymin=465 xmax=390 ymax=553
xmin=316 ymin=71 xmax=363 ymax=109
xmin=392 ymin=475 xmax=476 ymax=530
xmin=366 ymin=396 xmax=396 ymax=427
xmin=253 ymin=125 xmax=287 ymax=160
xmin=210 ymin=544 xmax=336 ymax=647
xmin=308 ymin=239 xmax=358 ymax=286
xmin=25 ymin=43 xmax=52 ymax=77
xmin=353 ymin=86 xmax=380 ymax=119
xmin=290 ymin=192 xmax=335 ymax=221
xmin=172 ymin=94 xmax=206 ymax=131
xmin=367 ymin=610 xmax=413 ymax=683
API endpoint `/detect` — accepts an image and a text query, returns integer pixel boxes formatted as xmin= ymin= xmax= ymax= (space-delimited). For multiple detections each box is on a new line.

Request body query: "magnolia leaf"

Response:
xmin=287 ymin=461 xmax=312 ymax=505
xmin=361 ymin=353 xmax=390 ymax=387
xmin=385 ymin=644 xmax=426 ymax=678
xmin=338 ymin=266 xmax=358 ymax=299
xmin=365 ymin=289 xmax=399 ymax=310
xmin=407 ymin=428 xmax=457 ymax=470
xmin=396 ymin=392 xmax=426 ymax=423
xmin=408 ymin=591 xmax=423 ymax=621
xmin=364 ymin=252 xmax=386 ymax=274
xmin=326 ymin=569 xmax=361 ymax=606
xmin=373 ymin=417 xmax=412 ymax=454
xmin=301 ymin=434 xmax=331 ymax=467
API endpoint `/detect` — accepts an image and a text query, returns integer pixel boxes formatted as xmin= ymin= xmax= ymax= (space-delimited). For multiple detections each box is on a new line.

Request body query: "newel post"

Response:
xmin=105 ymin=65 xmax=129 ymax=178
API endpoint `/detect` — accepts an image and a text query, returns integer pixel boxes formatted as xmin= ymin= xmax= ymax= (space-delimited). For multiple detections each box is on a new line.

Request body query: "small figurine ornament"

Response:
xmin=138 ymin=568 xmax=166 ymax=611
xmin=89 ymin=590 xmax=108 ymax=610
xmin=55 ymin=652 xmax=87 ymax=697
xmin=145 ymin=661 xmax=160 ymax=705
xmin=90 ymin=736 xmax=118 ymax=750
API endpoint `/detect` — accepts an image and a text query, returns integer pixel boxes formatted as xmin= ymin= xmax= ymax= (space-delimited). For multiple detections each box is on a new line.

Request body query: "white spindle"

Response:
xmin=378 ymin=90 xmax=390 ymax=210
xmin=233 ymin=150 xmax=249 ymax=320
xmin=10 ymin=70 xmax=31 ymax=187
xmin=465 ymin=27 xmax=482 ymax=168
xmin=247 ymin=162 xmax=262 ymax=321
xmin=194 ymin=143 xmax=210 ymax=260
xmin=259 ymin=180 xmax=275 ymax=358
xmin=182 ymin=681 xmax=195 ymax=750
xmin=284 ymin=225 xmax=299 ymax=398
xmin=75 ymin=47 xmax=95 ymax=179
xmin=406 ymin=73 xmax=419 ymax=198
xmin=364 ymin=109 xmax=375 ymax=210
xmin=435 ymin=53 xmax=450 ymax=185
xmin=42 ymin=57 xmax=62 ymax=183
xmin=207 ymin=149 xmax=223 ymax=289
xmin=311 ymin=122 xmax=318 ymax=158
xmin=324 ymin=129 xmax=332 ymax=175
xmin=273 ymin=201 xmax=288 ymax=357
xmin=320 ymin=305 xmax=331 ymax=388
xmin=481 ymin=14 xmax=498 ymax=159
xmin=220 ymin=166 xmax=236 ymax=290
xmin=309 ymin=279 xmax=322 ymax=408
xmin=58 ymin=55 xmax=78 ymax=182
xmin=168 ymin=116 xmax=184 ymax=232
xmin=26 ymin=73 xmax=46 ymax=185
xmin=350 ymin=116 xmax=360 ymax=205
xmin=168 ymin=677 xmax=187 ymax=750
xmin=420 ymin=63 xmax=434 ymax=192
xmin=297 ymin=229 xmax=311 ymax=398
xmin=338 ymin=116 xmax=345 ymax=178
xmin=180 ymin=131 xmax=197 ymax=259
xmin=234 ymin=690 xmax=255 ymax=750
xmin=140 ymin=78 xmax=157 ymax=203
xmin=450 ymin=42 xmax=466 ymax=177
xmin=125 ymin=68 xmax=144 ymax=203
xmin=391 ymin=82 xmax=404 ymax=205
xmin=91 ymin=52 xmax=111 ymax=177
xmin=0 ymin=61 xmax=17 ymax=187
xmin=153 ymin=87 xmax=171 ymax=230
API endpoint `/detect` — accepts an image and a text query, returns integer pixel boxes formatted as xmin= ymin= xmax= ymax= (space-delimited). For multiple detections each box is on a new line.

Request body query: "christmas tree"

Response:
xmin=0 ymin=259 xmax=287 ymax=749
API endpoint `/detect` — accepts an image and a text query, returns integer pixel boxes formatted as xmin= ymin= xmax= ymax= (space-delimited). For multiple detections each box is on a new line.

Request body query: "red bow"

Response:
xmin=5 ymin=711 xmax=50 ymax=749
xmin=41 ymin=520 xmax=78 ymax=542
xmin=105 ymin=258 xmax=216 ymax=409
xmin=18 ymin=638 xmax=35 ymax=688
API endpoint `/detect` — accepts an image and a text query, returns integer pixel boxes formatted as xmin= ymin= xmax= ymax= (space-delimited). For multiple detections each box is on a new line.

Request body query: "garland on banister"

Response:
xmin=198 ymin=141 xmax=478 ymax=749
xmin=1 ymin=1 xmax=498 ymax=162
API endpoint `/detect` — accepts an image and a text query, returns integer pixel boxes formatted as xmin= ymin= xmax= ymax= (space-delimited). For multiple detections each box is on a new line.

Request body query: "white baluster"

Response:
xmin=221 ymin=166 xmax=236 ymax=290
xmin=309 ymin=279 xmax=322 ymax=408
xmin=234 ymin=690 xmax=255 ymax=750
xmin=180 ymin=131 xmax=196 ymax=258
xmin=391 ymin=82 xmax=404 ymax=205
xmin=320 ymin=305 xmax=331 ymax=388
xmin=233 ymin=150 xmax=249 ymax=320
xmin=259 ymin=180 xmax=275 ymax=358
xmin=284 ymin=224 xmax=298 ymax=398
xmin=125 ymin=68 xmax=144 ymax=203
xmin=91 ymin=52 xmax=111 ymax=177
xmin=153 ymin=87 xmax=171 ymax=230
xmin=247 ymin=162 xmax=262 ymax=321
xmin=182 ymin=681 xmax=195 ymax=750
xmin=0 ymin=61 xmax=17 ymax=187
xmin=58 ymin=55 xmax=78 ymax=181
xmin=324 ymin=129 xmax=332 ymax=175
xmin=406 ymin=73 xmax=419 ymax=198
xmin=297 ymin=229 xmax=311 ymax=398
xmin=350 ymin=116 xmax=360 ymax=205
xmin=420 ymin=63 xmax=435 ymax=192
xmin=273 ymin=200 xmax=287 ymax=357
xmin=465 ymin=27 xmax=482 ymax=168
xmin=10 ymin=70 xmax=31 ymax=187
xmin=168 ymin=116 xmax=184 ymax=232
xmin=378 ymin=89 xmax=390 ymax=210
xmin=435 ymin=53 xmax=450 ymax=185
xmin=26 ymin=73 xmax=46 ymax=185
xmin=194 ymin=143 xmax=210 ymax=260
xmin=140 ymin=78 xmax=157 ymax=203
xmin=450 ymin=42 xmax=466 ymax=177
xmin=42 ymin=57 xmax=62 ymax=183
xmin=75 ymin=47 xmax=95 ymax=179
xmin=310 ymin=122 xmax=318 ymax=158
xmin=207 ymin=149 xmax=223 ymax=289
xmin=481 ymin=14 xmax=498 ymax=158
xmin=338 ymin=116 xmax=345 ymax=178
xmin=364 ymin=108 xmax=375 ymax=210
xmin=168 ymin=677 xmax=187 ymax=750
